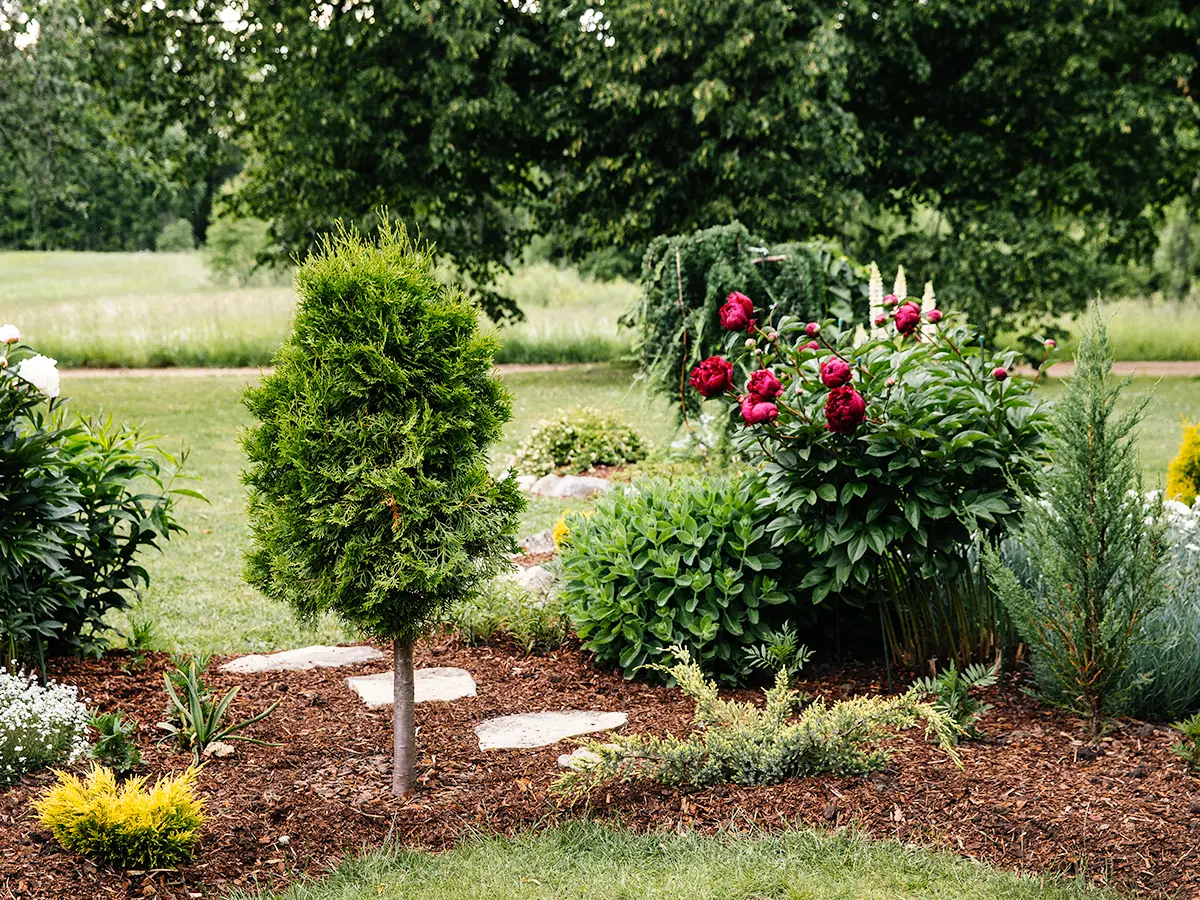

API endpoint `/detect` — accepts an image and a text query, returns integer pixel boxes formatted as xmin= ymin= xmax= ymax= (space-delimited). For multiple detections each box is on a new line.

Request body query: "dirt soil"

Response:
xmin=3 ymin=643 xmax=1199 ymax=900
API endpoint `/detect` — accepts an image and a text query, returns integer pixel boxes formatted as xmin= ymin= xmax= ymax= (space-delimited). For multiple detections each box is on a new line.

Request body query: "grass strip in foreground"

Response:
xmin=236 ymin=822 xmax=1115 ymax=900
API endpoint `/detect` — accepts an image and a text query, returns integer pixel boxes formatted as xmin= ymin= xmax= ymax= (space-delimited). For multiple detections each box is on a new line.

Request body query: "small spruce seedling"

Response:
xmin=242 ymin=221 xmax=523 ymax=795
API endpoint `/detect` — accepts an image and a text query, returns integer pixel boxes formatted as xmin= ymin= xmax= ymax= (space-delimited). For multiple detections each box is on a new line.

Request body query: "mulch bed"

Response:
xmin=3 ymin=642 xmax=1199 ymax=899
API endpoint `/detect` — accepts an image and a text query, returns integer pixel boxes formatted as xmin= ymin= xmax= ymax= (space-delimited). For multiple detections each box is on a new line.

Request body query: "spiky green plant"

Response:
xmin=241 ymin=220 xmax=524 ymax=795
xmin=982 ymin=302 xmax=1168 ymax=734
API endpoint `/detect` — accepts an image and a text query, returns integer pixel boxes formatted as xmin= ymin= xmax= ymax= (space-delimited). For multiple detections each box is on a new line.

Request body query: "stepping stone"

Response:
xmin=346 ymin=667 xmax=477 ymax=708
xmin=518 ymin=529 xmax=555 ymax=554
xmin=475 ymin=710 xmax=627 ymax=750
xmin=220 ymin=644 xmax=383 ymax=674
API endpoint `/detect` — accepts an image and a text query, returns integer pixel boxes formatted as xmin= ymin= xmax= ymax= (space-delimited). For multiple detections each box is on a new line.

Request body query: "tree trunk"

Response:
xmin=392 ymin=638 xmax=416 ymax=797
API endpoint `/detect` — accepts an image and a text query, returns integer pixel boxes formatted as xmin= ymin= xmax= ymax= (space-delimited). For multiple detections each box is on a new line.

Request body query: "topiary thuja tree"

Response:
xmin=242 ymin=221 xmax=524 ymax=796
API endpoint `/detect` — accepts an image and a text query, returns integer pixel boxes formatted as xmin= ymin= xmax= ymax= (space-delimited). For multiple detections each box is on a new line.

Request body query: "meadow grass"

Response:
xmin=233 ymin=821 xmax=1115 ymax=900
xmin=996 ymin=297 xmax=1200 ymax=361
xmin=1 ymin=252 xmax=637 ymax=367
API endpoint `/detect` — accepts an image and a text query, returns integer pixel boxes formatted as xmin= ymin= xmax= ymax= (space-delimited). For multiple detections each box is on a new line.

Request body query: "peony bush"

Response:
xmin=690 ymin=267 xmax=1051 ymax=603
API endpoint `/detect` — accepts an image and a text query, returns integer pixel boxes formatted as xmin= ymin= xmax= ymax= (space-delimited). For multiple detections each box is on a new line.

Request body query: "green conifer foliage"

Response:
xmin=983 ymin=303 xmax=1167 ymax=734
xmin=241 ymin=221 xmax=523 ymax=794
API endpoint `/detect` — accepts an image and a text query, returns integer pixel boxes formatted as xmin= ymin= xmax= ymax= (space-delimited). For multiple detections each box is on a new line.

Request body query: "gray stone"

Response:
xmin=545 ymin=475 xmax=610 ymax=499
xmin=516 ymin=474 xmax=538 ymax=493
xmin=518 ymin=529 xmax=556 ymax=554
xmin=557 ymin=746 xmax=604 ymax=769
xmin=347 ymin=667 xmax=477 ymax=708
xmin=517 ymin=565 xmax=556 ymax=595
xmin=530 ymin=473 xmax=561 ymax=496
xmin=475 ymin=710 xmax=627 ymax=750
xmin=220 ymin=644 xmax=383 ymax=674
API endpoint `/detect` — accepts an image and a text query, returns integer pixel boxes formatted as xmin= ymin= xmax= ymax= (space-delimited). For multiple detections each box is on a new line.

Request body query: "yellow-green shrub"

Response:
xmin=1167 ymin=421 xmax=1200 ymax=505
xmin=34 ymin=766 xmax=205 ymax=868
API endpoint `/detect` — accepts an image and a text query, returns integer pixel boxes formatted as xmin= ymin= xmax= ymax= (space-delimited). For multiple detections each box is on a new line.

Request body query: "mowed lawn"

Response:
xmin=63 ymin=364 xmax=676 ymax=656
xmin=60 ymin=365 xmax=1199 ymax=658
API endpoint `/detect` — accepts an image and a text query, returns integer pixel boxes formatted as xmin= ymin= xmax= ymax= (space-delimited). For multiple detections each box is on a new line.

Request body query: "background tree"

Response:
xmin=241 ymin=221 xmax=523 ymax=795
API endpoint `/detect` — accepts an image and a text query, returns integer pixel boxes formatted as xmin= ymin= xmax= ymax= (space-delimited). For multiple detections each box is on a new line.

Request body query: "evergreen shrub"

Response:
xmin=35 ymin=766 xmax=204 ymax=868
xmin=631 ymin=222 xmax=867 ymax=423
xmin=1167 ymin=421 xmax=1200 ymax=505
xmin=509 ymin=407 xmax=646 ymax=476
xmin=154 ymin=219 xmax=195 ymax=252
xmin=242 ymin=221 xmax=523 ymax=795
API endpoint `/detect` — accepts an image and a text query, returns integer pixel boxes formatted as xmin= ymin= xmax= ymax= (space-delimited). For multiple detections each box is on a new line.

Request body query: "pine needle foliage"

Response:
xmin=554 ymin=648 xmax=959 ymax=797
xmin=982 ymin=303 xmax=1168 ymax=732
xmin=241 ymin=220 xmax=524 ymax=643
xmin=34 ymin=765 xmax=205 ymax=869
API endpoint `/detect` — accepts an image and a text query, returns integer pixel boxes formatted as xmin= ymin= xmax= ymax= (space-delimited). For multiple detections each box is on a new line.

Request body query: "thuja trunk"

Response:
xmin=392 ymin=638 xmax=416 ymax=797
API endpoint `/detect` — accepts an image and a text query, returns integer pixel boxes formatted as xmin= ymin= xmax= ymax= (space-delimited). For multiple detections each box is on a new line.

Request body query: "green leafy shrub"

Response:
xmin=910 ymin=661 xmax=999 ymax=741
xmin=158 ymin=658 xmax=278 ymax=763
xmin=1121 ymin=497 xmax=1200 ymax=721
xmin=742 ymin=622 xmax=812 ymax=683
xmin=691 ymin=268 xmax=1050 ymax=608
xmin=984 ymin=305 xmax=1168 ymax=733
xmin=631 ymin=222 xmax=868 ymax=424
xmin=0 ymin=670 xmax=90 ymax=786
xmin=89 ymin=709 xmax=142 ymax=774
xmin=1172 ymin=712 xmax=1200 ymax=772
xmin=241 ymin=220 xmax=523 ymax=795
xmin=555 ymin=648 xmax=958 ymax=796
xmin=204 ymin=215 xmax=278 ymax=286
xmin=447 ymin=580 xmax=569 ymax=653
xmin=509 ymin=407 xmax=647 ymax=477
xmin=34 ymin=766 xmax=204 ymax=868
xmin=154 ymin=218 xmax=195 ymax=252
xmin=0 ymin=337 xmax=193 ymax=665
xmin=560 ymin=475 xmax=804 ymax=683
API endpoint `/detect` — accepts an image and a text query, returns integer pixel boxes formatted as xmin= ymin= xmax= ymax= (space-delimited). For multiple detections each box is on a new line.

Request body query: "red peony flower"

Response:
xmin=689 ymin=356 xmax=734 ymax=398
xmin=746 ymin=368 xmax=782 ymax=401
xmin=740 ymin=396 xmax=779 ymax=426
xmin=894 ymin=301 xmax=921 ymax=335
xmin=719 ymin=291 xmax=754 ymax=331
xmin=824 ymin=385 xmax=866 ymax=434
xmin=820 ymin=357 xmax=852 ymax=388
xmin=926 ymin=309 xmax=942 ymax=324
xmin=805 ymin=322 xmax=820 ymax=337
xmin=993 ymin=366 xmax=1008 ymax=382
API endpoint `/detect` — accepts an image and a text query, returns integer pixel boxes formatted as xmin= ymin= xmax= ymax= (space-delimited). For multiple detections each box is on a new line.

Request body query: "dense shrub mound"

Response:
xmin=510 ymin=406 xmax=646 ymax=476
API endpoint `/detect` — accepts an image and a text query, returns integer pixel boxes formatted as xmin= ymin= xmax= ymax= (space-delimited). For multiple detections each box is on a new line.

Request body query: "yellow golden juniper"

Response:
xmin=34 ymin=765 xmax=205 ymax=868
xmin=1167 ymin=420 xmax=1200 ymax=506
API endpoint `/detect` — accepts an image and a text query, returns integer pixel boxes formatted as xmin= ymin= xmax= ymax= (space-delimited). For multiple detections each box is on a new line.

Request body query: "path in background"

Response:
xmin=64 ymin=360 xmax=1200 ymax=378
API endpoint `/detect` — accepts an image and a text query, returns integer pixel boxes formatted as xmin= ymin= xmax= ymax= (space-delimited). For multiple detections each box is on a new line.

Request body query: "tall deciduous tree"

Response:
xmin=241 ymin=221 xmax=523 ymax=795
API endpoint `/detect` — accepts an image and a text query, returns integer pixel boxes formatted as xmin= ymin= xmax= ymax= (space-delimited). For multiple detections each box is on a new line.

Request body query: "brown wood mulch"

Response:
xmin=3 ymin=643 xmax=1199 ymax=900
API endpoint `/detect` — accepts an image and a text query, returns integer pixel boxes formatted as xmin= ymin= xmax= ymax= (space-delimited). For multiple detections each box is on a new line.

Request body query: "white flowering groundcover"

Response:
xmin=0 ymin=670 xmax=89 ymax=786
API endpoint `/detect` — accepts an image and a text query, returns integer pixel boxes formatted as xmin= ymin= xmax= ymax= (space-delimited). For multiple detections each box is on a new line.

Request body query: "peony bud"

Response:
xmin=820 ymin=358 xmax=853 ymax=389
xmin=1045 ymin=339 xmax=1056 ymax=349
xmin=804 ymin=340 xmax=820 ymax=352
xmin=886 ymin=377 xmax=896 ymax=387
xmin=745 ymin=338 xmax=757 ymax=349
xmin=925 ymin=309 xmax=942 ymax=324
xmin=0 ymin=324 xmax=19 ymax=345
xmin=873 ymin=314 xmax=887 ymax=328
xmin=805 ymin=322 xmax=820 ymax=337
xmin=893 ymin=302 xmax=921 ymax=336
xmin=882 ymin=294 xmax=898 ymax=309
xmin=993 ymin=367 xmax=1008 ymax=382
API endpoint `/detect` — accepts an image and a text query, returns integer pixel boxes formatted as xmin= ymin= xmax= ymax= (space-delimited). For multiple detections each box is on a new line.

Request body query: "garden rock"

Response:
xmin=220 ymin=644 xmax=383 ymax=674
xmin=530 ymin=473 xmax=561 ymax=495
xmin=556 ymin=744 xmax=618 ymax=769
xmin=346 ymin=667 xmax=477 ymax=708
xmin=518 ymin=530 xmax=556 ymax=554
xmin=475 ymin=710 xmax=627 ymax=750
xmin=516 ymin=565 xmax=556 ymax=595
xmin=547 ymin=475 xmax=610 ymax=499
xmin=516 ymin=474 xmax=538 ymax=493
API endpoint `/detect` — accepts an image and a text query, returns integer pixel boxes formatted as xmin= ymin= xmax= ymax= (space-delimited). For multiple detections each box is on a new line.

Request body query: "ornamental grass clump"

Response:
xmin=242 ymin=220 xmax=523 ymax=796
xmin=554 ymin=647 xmax=959 ymax=797
xmin=34 ymin=766 xmax=204 ymax=868
xmin=0 ymin=670 xmax=90 ymax=785
xmin=687 ymin=265 xmax=1050 ymax=612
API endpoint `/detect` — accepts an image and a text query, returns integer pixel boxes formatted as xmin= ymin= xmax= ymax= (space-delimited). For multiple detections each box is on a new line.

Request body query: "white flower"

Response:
xmin=15 ymin=353 xmax=60 ymax=398
xmin=868 ymin=262 xmax=885 ymax=340
xmin=920 ymin=281 xmax=937 ymax=338
xmin=893 ymin=265 xmax=907 ymax=301
xmin=0 ymin=324 xmax=18 ymax=344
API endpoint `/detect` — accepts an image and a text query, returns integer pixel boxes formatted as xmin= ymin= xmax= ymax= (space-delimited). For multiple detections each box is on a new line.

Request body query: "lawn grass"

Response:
xmin=234 ymin=822 xmax=1114 ymax=900
xmin=996 ymin=297 xmax=1200 ymax=362
xmin=1 ymin=252 xmax=637 ymax=367
xmin=61 ymin=364 xmax=676 ymax=657
xmin=58 ymin=367 xmax=1198 ymax=658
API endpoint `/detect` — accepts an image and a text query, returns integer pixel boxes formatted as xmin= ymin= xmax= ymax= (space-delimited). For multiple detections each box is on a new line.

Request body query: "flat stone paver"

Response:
xmin=220 ymin=644 xmax=383 ymax=674
xmin=475 ymin=710 xmax=627 ymax=750
xmin=347 ymin=667 xmax=477 ymax=708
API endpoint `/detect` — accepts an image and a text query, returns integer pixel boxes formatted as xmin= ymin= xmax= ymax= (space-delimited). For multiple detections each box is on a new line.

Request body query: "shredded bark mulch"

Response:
xmin=3 ymin=643 xmax=1199 ymax=899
